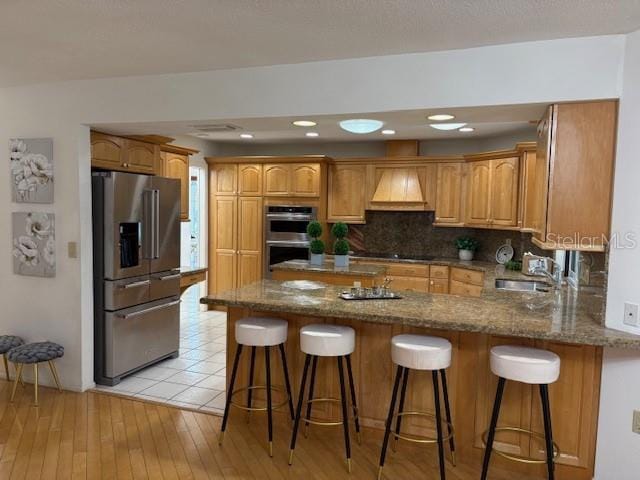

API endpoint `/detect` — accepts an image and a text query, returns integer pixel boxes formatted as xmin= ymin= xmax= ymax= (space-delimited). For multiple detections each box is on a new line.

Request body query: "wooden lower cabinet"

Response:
xmin=387 ymin=275 xmax=429 ymax=292
xmin=226 ymin=308 xmax=601 ymax=480
xmin=429 ymin=278 xmax=449 ymax=294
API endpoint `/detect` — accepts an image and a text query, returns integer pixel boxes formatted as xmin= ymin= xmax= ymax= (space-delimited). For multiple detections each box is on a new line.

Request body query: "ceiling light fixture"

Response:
xmin=381 ymin=129 xmax=396 ymax=135
xmin=305 ymin=132 xmax=319 ymax=137
xmin=428 ymin=114 xmax=455 ymax=121
xmin=293 ymin=120 xmax=317 ymax=127
xmin=240 ymin=133 xmax=254 ymax=139
xmin=429 ymin=123 xmax=467 ymax=131
xmin=339 ymin=119 xmax=384 ymax=134
xmin=459 ymin=127 xmax=475 ymax=132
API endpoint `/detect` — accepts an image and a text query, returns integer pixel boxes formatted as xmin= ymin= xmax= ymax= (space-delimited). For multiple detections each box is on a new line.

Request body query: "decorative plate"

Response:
xmin=496 ymin=244 xmax=515 ymax=265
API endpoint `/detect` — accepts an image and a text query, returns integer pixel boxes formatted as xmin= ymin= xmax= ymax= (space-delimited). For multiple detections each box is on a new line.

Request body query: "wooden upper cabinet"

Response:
xmin=435 ymin=162 xmax=463 ymax=225
xmin=125 ymin=140 xmax=158 ymax=174
xmin=534 ymin=101 xmax=617 ymax=251
xmin=290 ymin=164 xmax=321 ymax=196
xmin=263 ymin=164 xmax=290 ymax=196
xmin=328 ymin=164 xmax=367 ymax=223
xmin=490 ymin=157 xmax=519 ymax=227
xmin=238 ymin=164 xmax=262 ymax=195
xmin=163 ymin=152 xmax=190 ymax=221
xmin=212 ymin=164 xmax=238 ymax=195
xmin=465 ymin=161 xmax=492 ymax=226
xmin=90 ymin=132 xmax=125 ymax=170
xmin=518 ymin=149 xmax=538 ymax=231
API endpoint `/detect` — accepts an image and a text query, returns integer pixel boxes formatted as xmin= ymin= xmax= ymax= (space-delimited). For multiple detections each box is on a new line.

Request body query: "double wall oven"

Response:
xmin=264 ymin=205 xmax=316 ymax=277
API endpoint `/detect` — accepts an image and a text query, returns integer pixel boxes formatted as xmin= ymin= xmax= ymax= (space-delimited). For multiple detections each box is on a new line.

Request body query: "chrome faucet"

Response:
xmin=528 ymin=258 xmax=563 ymax=288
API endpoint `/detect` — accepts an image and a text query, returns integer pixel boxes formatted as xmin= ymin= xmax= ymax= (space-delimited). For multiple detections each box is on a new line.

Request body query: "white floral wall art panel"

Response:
xmin=9 ymin=138 xmax=54 ymax=203
xmin=12 ymin=212 xmax=56 ymax=277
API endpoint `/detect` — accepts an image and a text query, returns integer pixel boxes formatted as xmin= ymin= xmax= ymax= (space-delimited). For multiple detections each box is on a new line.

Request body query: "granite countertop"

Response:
xmin=271 ymin=260 xmax=386 ymax=277
xmin=180 ymin=265 xmax=207 ymax=275
xmin=201 ymin=270 xmax=640 ymax=350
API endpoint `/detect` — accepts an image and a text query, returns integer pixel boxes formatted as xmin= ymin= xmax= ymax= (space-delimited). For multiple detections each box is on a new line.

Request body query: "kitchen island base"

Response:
xmin=225 ymin=306 xmax=601 ymax=480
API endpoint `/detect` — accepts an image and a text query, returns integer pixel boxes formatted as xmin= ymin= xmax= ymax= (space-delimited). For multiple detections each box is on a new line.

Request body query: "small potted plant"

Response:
xmin=455 ymin=236 xmax=479 ymax=261
xmin=331 ymin=222 xmax=350 ymax=268
xmin=306 ymin=221 xmax=325 ymax=266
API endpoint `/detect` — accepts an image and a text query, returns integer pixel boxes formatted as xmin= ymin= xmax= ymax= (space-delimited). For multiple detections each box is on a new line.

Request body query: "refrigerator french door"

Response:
xmin=93 ymin=171 xmax=181 ymax=385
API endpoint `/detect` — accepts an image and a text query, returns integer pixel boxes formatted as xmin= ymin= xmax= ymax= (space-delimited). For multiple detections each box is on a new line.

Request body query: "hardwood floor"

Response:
xmin=0 ymin=379 xmax=536 ymax=479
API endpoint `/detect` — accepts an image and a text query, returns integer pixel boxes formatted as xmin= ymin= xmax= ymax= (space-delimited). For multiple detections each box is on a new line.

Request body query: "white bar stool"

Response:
xmin=481 ymin=345 xmax=561 ymax=480
xmin=219 ymin=317 xmax=295 ymax=457
xmin=289 ymin=324 xmax=360 ymax=473
xmin=378 ymin=334 xmax=455 ymax=480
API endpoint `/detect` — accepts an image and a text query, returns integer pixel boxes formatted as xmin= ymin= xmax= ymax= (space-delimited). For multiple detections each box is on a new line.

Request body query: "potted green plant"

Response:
xmin=455 ymin=236 xmax=479 ymax=261
xmin=306 ymin=221 xmax=325 ymax=266
xmin=331 ymin=222 xmax=350 ymax=268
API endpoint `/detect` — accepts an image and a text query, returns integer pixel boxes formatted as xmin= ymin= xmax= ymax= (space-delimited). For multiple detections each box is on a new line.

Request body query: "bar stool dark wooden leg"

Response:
xmin=540 ymin=384 xmax=555 ymax=480
xmin=481 ymin=377 xmax=506 ymax=480
xmin=264 ymin=346 xmax=274 ymax=457
xmin=246 ymin=346 xmax=257 ymax=423
xmin=432 ymin=370 xmax=446 ymax=480
xmin=392 ymin=367 xmax=409 ymax=452
xmin=304 ymin=355 xmax=318 ymax=436
xmin=289 ymin=354 xmax=311 ymax=465
xmin=345 ymin=354 xmax=362 ymax=444
xmin=219 ymin=344 xmax=243 ymax=445
xmin=378 ymin=365 xmax=403 ymax=480
xmin=337 ymin=356 xmax=352 ymax=472
xmin=440 ymin=369 xmax=456 ymax=465
xmin=278 ymin=343 xmax=295 ymax=420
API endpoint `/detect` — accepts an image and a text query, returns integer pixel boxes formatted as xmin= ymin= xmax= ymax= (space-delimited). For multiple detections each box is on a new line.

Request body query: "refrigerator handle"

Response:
xmin=142 ymin=189 xmax=154 ymax=259
xmin=153 ymin=189 xmax=160 ymax=259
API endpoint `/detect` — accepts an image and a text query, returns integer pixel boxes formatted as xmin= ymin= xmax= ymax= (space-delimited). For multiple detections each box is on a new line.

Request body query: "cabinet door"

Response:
xmin=435 ymin=163 xmax=463 ymax=224
xmin=238 ymin=164 xmax=263 ymax=195
xmin=428 ymin=278 xmax=449 ymax=294
xmin=290 ymin=163 xmax=320 ymax=196
xmin=212 ymin=164 xmax=237 ymax=195
xmin=532 ymin=107 xmax=552 ymax=242
xmin=519 ymin=150 xmax=537 ymax=231
xmin=125 ymin=139 xmax=158 ymax=174
xmin=465 ymin=160 xmax=492 ymax=226
xmin=91 ymin=132 xmax=125 ymax=170
xmin=164 ymin=152 xmax=190 ymax=221
xmin=237 ymin=197 xmax=263 ymax=287
xmin=263 ymin=164 xmax=290 ymax=196
xmin=213 ymin=197 xmax=237 ymax=294
xmin=491 ymin=157 xmax=519 ymax=227
xmin=387 ymin=276 xmax=429 ymax=292
xmin=327 ymin=164 xmax=367 ymax=223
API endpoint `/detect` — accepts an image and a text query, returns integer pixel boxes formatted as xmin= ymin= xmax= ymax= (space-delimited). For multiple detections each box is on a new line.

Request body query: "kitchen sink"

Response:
xmin=495 ymin=279 xmax=551 ymax=293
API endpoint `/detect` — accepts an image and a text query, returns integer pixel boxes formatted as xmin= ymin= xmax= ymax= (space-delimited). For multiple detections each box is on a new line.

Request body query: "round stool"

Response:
xmin=8 ymin=341 xmax=64 ymax=406
xmin=481 ymin=345 xmax=561 ymax=480
xmin=0 ymin=335 xmax=24 ymax=381
xmin=289 ymin=324 xmax=360 ymax=473
xmin=378 ymin=334 xmax=455 ymax=480
xmin=219 ymin=317 xmax=294 ymax=457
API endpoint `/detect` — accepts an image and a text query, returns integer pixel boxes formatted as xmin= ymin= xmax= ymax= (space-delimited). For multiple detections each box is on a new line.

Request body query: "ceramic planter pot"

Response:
xmin=458 ymin=249 xmax=474 ymax=261
xmin=309 ymin=253 xmax=325 ymax=266
xmin=334 ymin=255 xmax=349 ymax=268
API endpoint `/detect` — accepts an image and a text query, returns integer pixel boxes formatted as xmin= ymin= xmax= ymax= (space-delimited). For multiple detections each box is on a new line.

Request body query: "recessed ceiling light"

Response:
xmin=240 ymin=133 xmax=254 ymax=139
xmin=293 ymin=120 xmax=317 ymax=127
xmin=459 ymin=127 xmax=475 ymax=132
xmin=429 ymin=123 xmax=467 ymax=131
xmin=381 ymin=129 xmax=396 ymax=135
xmin=305 ymin=132 xmax=319 ymax=137
xmin=339 ymin=119 xmax=384 ymax=134
xmin=428 ymin=114 xmax=455 ymax=121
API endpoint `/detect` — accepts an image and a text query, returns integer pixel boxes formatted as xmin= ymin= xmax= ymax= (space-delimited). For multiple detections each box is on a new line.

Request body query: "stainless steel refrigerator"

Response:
xmin=92 ymin=171 xmax=181 ymax=385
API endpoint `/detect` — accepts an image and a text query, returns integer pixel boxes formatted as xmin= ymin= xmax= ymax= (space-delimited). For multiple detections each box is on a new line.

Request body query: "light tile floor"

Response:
xmin=94 ymin=287 xmax=228 ymax=414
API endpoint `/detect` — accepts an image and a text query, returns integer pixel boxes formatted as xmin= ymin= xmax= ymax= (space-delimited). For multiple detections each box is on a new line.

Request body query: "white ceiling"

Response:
xmin=1 ymin=1 xmax=640 ymax=87
xmin=93 ymin=103 xmax=546 ymax=142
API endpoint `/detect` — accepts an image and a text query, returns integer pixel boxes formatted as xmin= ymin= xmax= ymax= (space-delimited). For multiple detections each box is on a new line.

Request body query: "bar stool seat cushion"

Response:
xmin=391 ymin=334 xmax=452 ymax=371
xmin=0 ymin=336 xmax=24 ymax=354
xmin=235 ymin=317 xmax=288 ymax=347
xmin=490 ymin=345 xmax=560 ymax=384
xmin=300 ymin=324 xmax=355 ymax=357
xmin=7 ymin=342 xmax=64 ymax=364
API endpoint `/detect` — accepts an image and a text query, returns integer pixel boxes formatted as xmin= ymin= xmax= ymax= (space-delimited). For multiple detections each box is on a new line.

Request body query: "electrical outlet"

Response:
xmin=623 ymin=302 xmax=639 ymax=327
xmin=633 ymin=410 xmax=640 ymax=434
xmin=67 ymin=241 xmax=78 ymax=259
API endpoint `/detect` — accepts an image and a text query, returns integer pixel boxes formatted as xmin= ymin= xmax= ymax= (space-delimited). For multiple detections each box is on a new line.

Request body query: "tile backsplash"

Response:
xmin=345 ymin=211 xmax=546 ymax=262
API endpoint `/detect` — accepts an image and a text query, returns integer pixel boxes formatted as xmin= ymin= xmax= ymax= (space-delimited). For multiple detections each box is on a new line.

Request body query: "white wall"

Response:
xmin=594 ymin=29 xmax=640 ymax=480
xmin=0 ymin=35 xmax=628 ymax=394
